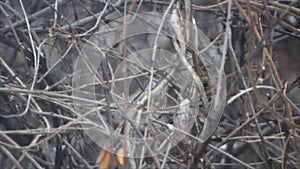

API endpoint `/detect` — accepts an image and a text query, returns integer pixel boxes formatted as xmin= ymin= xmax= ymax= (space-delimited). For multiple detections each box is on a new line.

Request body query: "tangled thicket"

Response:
xmin=0 ymin=0 xmax=299 ymax=169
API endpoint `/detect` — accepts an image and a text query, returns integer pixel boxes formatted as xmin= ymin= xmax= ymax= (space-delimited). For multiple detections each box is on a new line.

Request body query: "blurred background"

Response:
xmin=0 ymin=0 xmax=299 ymax=168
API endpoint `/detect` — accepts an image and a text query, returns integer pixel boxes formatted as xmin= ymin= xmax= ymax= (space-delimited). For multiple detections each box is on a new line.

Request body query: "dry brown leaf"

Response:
xmin=96 ymin=143 xmax=112 ymax=169
xmin=99 ymin=151 xmax=111 ymax=169
xmin=96 ymin=143 xmax=110 ymax=164
xmin=96 ymin=150 xmax=106 ymax=165
xmin=116 ymin=147 xmax=124 ymax=166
